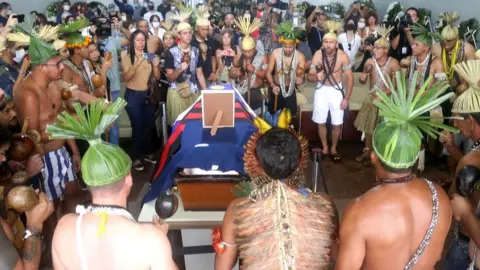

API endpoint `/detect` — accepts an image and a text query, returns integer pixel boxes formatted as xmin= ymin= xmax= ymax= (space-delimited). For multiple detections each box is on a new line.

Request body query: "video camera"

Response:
xmin=397 ymin=13 xmax=413 ymax=31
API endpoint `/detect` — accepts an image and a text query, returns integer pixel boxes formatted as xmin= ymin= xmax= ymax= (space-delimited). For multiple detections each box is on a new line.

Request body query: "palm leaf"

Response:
xmin=59 ymin=16 xmax=90 ymax=33
xmin=275 ymin=21 xmax=304 ymax=41
xmin=46 ymin=98 xmax=127 ymax=141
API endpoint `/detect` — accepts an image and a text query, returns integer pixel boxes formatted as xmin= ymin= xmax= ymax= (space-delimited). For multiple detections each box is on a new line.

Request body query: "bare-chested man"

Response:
xmin=432 ymin=12 xmax=475 ymax=93
xmin=49 ymin=99 xmax=177 ymax=270
xmin=355 ymin=25 xmax=400 ymax=166
xmin=136 ymin=19 xmax=162 ymax=54
xmin=400 ymin=23 xmax=445 ymax=93
xmin=62 ymin=33 xmax=103 ymax=100
xmin=12 ymin=34 xmax=81 ymax=261
xmin=307 ymin=21 xmax=353 ymax=162
xmin=336 ymin=71 xmax=454 ymax=269
xmin=229 ymin=16 xmax=268 ymax=113
xmin=267 ymin=21 xmax=306 ymax=119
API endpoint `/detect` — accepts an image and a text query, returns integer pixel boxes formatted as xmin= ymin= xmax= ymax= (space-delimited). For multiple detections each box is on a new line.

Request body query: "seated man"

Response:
xmin=50 ymin=99 xmax=177 ymax=270
xmin=336 ymin=71 xmax=454 ymax=269
xmin=215 ymin=123 xmax=339 ymax=269
xmin=0 ymin=126 xmax=54 ymax=270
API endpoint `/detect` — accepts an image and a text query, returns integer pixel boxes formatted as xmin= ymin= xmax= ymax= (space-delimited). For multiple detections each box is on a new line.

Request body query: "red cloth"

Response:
xmin=251 ymin=12 xmax=263 ymax=39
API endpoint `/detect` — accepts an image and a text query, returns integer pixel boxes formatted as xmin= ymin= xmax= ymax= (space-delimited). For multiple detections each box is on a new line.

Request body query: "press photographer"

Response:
xmin=391 ymin=7 xmax=419 ymax=61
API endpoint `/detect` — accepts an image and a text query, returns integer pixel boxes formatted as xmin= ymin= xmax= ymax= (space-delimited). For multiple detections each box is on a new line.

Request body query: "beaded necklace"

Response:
xmin=442 ymin=40 xmax=460 ymax=82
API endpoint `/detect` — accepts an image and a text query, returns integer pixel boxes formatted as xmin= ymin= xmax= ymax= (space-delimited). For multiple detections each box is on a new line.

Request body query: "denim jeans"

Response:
xmin=108 ymin=90 xmax=120 ymax=145
xmin=444 ymin=237 xmax=476 ymax=270
xmin=124 ymin=88 xmax=156 ymax=160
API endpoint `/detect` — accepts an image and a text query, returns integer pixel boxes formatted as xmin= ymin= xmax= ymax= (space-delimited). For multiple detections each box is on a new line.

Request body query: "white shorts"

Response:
xmin=312 ymin=84 xmax=344 ymax=125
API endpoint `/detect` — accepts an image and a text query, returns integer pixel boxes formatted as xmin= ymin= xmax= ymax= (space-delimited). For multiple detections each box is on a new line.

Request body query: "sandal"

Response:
xmin=356 ymin=148 xmax=371 ymax=162
xmin=331 ymin=153 xmax=342 ymax=163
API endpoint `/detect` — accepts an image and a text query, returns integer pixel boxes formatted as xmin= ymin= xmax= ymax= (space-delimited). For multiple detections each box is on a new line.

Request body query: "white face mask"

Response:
xmin=143 ymin=2 xmax=148 ymax=7
xmin=171 ymin=6 xmax=176 ymax=11
xmin=244 ymin=13 xmax=251 ymax=20
xmin=14 ymin=49 xmax=26 ymax=64
xmin=121 ymin=15 xmax=127 ymax=21
xmin=152 ymin=22 xmax=160 ymax=28
xmin=63 ymin=5 xmax=70 ymax=11
xmin=358 ymin=22 xmax=365 ymax=29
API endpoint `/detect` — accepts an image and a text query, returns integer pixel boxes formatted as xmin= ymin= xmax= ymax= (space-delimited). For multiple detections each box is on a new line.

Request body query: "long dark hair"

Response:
xmin=129 ymin=30 xmax=147 ymax=65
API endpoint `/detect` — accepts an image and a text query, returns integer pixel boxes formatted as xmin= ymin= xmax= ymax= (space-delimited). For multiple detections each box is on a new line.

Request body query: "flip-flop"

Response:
xmin=331 ymin=153 xmax=342 ymax=163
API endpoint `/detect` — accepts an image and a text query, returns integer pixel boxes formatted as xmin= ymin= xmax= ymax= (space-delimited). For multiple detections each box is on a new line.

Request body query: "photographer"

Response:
xmin=390 ymin=7 xmax=419 ymax=61
xmin=305 ymin=6 xmax=326 ymax=55
xmin=344 ymin=1 xmax=363 ymax=24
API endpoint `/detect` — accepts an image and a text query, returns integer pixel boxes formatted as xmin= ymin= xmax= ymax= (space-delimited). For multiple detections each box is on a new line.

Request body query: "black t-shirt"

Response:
xmin=389 ymin=29 xmax=413 ymax=61
xmin=307 ymin=26 xmax=323 ymax=55
xmin=191 ymin=37 xmax=216 ymax=78
xmin=164 ymin=46 xmax=204 ymax=82
xmin=157 ymin=4 xmax=170 ymax=19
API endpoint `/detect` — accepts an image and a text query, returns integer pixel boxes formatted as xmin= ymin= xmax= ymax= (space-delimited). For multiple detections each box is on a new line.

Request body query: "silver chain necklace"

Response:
xmin=277 ymin=49 xmax=297 ymax=98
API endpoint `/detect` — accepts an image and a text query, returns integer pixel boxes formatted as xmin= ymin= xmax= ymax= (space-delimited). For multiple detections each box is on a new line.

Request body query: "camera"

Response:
xmin=398 ymin=13 xmax=413 ymax=31
xmin=364 ymin=35 xmax=378 ymax=46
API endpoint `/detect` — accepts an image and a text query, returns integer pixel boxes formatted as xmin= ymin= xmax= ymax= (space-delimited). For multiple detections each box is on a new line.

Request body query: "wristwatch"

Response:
xmin=23 ymin=229 xmax=43 ymax=240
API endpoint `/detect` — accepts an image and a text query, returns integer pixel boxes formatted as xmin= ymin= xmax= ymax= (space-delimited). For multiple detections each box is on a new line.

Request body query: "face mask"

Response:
xmin=152 ymin=22 xmax=160 ymax=28
xmin=121 ymin=15 xmax=127 ymax=21
xmin=63 ymin=5 xmax=70 ymax=11
xmin=122 ymin=0 xmax=128 ymax=3
xmin=134 ymin=3 xmax=140 ymax=8
xmin=144 ymin=2 xmax=149 ymax=7
xmin=357 ymin=22 xmax=365 ymax=29
xmin=171 ymin=6 xmax=176 ymax=11
xmin=244 ymin=13 xmax=251 ymax=20
xmin=6 ymin=9 xmax=11 ymax=16
xmin=346 ymin=24 xmax=355 ymax=31
xmin=13 ymin=49 xmax=26 ymax=64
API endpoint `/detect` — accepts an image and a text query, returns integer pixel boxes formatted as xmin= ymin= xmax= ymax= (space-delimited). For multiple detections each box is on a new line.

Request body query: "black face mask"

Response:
xmin=122 ymin=0 xmax=127 ymax=3
xmin=346 ymin=24 xmax=355 ymax=31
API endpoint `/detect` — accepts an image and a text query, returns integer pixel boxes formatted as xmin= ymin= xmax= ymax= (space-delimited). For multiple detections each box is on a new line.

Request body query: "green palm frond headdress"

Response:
xmin=411 ymin=22 xmax=443 ymax=46
xmin=7 ymin=21 xmax=58 ymax=66
xmin=372 ymin=71 xmax=458 ymax=169
xmin=46 ymin=99 xmax=132 ymax=187
xmin=452 ymin=60 xmax=480 ymax=114
xmin=276 ymin=21 xmax=304 ymax=45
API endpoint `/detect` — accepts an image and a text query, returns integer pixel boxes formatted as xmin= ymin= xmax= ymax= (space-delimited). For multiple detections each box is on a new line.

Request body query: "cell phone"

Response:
xmin=144 ymin=53 xmax=156 ymax=61
xmin=13 ymin=14 xmax=25 ymax=23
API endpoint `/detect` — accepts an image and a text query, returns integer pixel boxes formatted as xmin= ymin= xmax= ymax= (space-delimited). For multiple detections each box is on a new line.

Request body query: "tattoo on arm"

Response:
xmin=21 ymin=237 xmax=40 ymax=261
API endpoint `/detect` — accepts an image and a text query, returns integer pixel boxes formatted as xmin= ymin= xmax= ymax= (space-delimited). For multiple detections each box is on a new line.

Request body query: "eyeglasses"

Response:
xmin=42 ymin=60 xmax=63 ymax=68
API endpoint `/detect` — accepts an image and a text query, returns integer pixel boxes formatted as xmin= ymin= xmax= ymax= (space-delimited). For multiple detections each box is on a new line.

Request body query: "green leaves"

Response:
xmin=275 ymin=21 xmax=304 ymax=41
xmin=46 ymin=98 xmax=127 ymax=143
xmin=59 ymin=16 xmax=90 ymax=33
xmin=372 ymin=71 xmax=458 ymax=168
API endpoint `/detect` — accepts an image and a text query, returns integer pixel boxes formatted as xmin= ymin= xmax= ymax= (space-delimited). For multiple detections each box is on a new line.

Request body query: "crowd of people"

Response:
xmin=0 ymin=0 xmax=479 ymax=269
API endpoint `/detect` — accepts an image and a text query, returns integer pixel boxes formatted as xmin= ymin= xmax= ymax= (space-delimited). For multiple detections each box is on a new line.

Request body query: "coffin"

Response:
xmin=175 ymin=174 xmax=249 ymax=211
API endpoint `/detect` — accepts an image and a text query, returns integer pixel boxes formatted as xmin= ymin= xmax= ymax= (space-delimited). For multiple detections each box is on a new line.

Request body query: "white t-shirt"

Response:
xmin=150 ymin=27 xmax=166 ymax=40
xmin=338 ymin=32 xmax=362 ymax=68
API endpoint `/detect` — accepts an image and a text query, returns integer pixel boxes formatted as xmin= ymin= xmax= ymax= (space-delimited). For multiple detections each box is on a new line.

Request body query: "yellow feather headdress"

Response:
xmin=7 ymin=25 xmax=59 ymax=46
xmin=195 ymin=5 xmax=210 ymax=27
xmin=323 ymin=21 xmax=343 ymax=41
xmin=163 ymin=21 xmax=176 ymax=38
xmin=476 ymin=49 xmax=480 ymax=59
xmin=452 ymin=60 xmax=480 ymax=113
xmin=440 ymin=12 xmax=460 ymax=40
xmin=374 ymin=24 xmax=394 ymax=48
xmin=172 ymin=8 xmax=193 ymax=33
xmin=235 ymin=16 xmax=262 ymax=51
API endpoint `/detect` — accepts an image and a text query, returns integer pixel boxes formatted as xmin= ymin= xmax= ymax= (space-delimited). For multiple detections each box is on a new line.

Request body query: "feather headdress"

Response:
xmin=323 ymin=20 xmax=343 ymax=41
xmin=172 ymin=8 xmax=193 ymax=33
xmin=374 ymin=24 xmax=394 ymax=48
xmin=476 ymin=49 xmax=480 ymax=59
xmin=440 ymin=12 xmax=460 ymax=40
xmin=46 ymin=98 xmax=131 ymax=187
xmin=163 ymin=20 xmax=176 ymax=39
xmin=452 ymin=60 xmax=480 ymax=113
xmin=411 ymin=22 xmax=443 ymax=46
xmin=235 ymin=16 xmax=262 ymax=51
xmin=195 ymin=5 xmax=210 ymax=27
xmin=372 ymin=71 xmax=458 ymax=169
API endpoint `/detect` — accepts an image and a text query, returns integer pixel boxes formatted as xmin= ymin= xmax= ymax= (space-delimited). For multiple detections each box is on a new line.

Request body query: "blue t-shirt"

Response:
xmin=98 ymin=37 xmax=123 ymax=92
